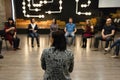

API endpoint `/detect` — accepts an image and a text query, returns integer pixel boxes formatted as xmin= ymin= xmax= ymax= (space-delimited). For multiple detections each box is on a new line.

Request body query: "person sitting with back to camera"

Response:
xmin=28 ymin=18 xmax=40 ymax=48
xmin=82 ymin=19 xmax=94 ymax=48
xmin=41 ymin=30 xmax=74 ymax=80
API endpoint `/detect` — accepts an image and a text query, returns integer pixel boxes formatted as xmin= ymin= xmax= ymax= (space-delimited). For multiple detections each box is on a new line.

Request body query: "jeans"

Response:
xmin=94 ymin=35 xmax=113 ymax=48
xmin=111 ymin=38 xmax=120 ymax=56
xmin=29 ymin=32 xmax=39 ymax=45
xmin=65 ymin=32 xmax=75 ymax=44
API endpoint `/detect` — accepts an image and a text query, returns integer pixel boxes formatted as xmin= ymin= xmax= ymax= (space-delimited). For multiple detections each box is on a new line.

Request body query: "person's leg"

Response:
xmin=16 ymin=37 xmax=20 ymax=49
xmin=105 ymin=37 xmax=113 ymax=48
xmin=65 ymin=32 xmax=69 ymax=44
xmin=34 ymin=33 xmax=40 ymax=47
xmin=94 ymin=35 xmax=102 ymax=48
xmin=70 ymin=32 xmax=75 ymax=45
xmin=0 ymin=40 xmax=3 ymax=59
xmin=13 ymin=38 xmax=17 ymax=49
xmin=29 ymin=33 xmax=34 ymax=47
xmin=7 ymin=36 xmax=13 ymax=46
xmin=111 ymin=43 xmax=120 ymax=58
xmin=82 ymin=36 xmax=87 ymax=48
xmin=111 ymin=38 xmax=120 ymax=48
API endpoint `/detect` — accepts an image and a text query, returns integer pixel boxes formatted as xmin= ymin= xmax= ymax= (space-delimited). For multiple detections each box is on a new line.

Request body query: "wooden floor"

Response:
xmin=0 ymin=35 xmax=120 ymax=80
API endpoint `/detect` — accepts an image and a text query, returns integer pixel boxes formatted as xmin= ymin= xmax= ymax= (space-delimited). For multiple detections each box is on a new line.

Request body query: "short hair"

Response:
xmin=52 ymin=30 xmax=66 ymax=51
xmin=106 ymin=18 xmax=112 ymax=22
xmin=7 ymin=17 xmax=15 ymax=26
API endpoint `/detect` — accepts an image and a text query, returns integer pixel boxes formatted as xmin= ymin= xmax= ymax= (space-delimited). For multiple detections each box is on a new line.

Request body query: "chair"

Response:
xmin=27 ymin=33 xmax=40 ymax=45
xmin=80 ymin=35 xmax=94 ymax=48
xmin=67 ymin=35 xmax=76 ymax=46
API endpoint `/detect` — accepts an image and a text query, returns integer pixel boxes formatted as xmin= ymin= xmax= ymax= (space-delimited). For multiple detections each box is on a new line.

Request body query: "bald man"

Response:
xmin=93 ymin=18 xmax=116 ymax=51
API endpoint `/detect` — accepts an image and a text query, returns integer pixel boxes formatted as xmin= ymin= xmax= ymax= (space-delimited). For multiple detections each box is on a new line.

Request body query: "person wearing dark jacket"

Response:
xmin=28 ymin=18 xmax=39 ymax=47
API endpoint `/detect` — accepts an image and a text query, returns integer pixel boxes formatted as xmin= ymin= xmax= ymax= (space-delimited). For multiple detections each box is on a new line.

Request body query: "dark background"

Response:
xmin=14 ymin=0 xmax=118 ymax=23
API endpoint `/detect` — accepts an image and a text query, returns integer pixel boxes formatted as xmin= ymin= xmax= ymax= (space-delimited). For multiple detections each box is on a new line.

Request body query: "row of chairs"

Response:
xmin=0 ymin=32 xmax=114 ymax=50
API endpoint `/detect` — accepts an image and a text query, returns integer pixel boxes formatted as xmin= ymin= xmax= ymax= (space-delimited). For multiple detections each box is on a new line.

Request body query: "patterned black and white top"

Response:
xmin=41 ymin=47 xmax=74 ymax=80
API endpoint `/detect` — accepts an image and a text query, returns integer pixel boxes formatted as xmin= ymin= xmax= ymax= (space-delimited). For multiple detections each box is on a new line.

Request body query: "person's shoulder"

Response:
xmin=43 ymin=47 xmax=55 ymax=53
xmin=65 ymin=49 xmax=74 ymax=56
xmin=111 ymin=25 xmax=115 ymax=28
xmin=66 ymin=23 xmax=69 ymax=25
xmin=28 ymin=24 xmax=31 ymax=26
xmin=73 ymin=23 xmax=76 ymax=26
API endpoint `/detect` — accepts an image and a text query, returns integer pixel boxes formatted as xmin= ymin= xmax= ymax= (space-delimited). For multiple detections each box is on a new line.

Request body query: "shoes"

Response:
xmin=111 ymin=55 xmax=119 ymax=58
xmin=37 ymin=44 xmax=40 ymax=47
xmin=16 ymin=48 xmax=21 ymax=50
xmin=13 ymin=48 xmax=17 ymax=51
xmin=32 ymin=45 xmax=34 ymax=48
xmin=104 ymin=47 xmax=111 ymax=52
xmin=82 ymin=45 xmax=86 ymax=48
xmin=0 ymin=55 xmax=4 ymax=59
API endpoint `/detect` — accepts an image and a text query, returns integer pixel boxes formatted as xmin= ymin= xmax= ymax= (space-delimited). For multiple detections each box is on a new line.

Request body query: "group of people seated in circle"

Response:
xmin=49 ymin=17 xmax=120 ymax=58
xmin=0 ymin=17 xmax=120 ymax=80
xmin=0 ymin=17 xmax=120 ymax=59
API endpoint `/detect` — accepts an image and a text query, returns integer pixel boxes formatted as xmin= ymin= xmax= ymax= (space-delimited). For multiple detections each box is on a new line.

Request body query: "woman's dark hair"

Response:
xmin=53 ymin=19 xmax=57 ymax=24
xmin=30 ymin=18 xmax=35 ymax=23
xmin=7 ymin=17 xmax=15 ymax=27
xmin=52 ymin=30 xmax=66 ymax=51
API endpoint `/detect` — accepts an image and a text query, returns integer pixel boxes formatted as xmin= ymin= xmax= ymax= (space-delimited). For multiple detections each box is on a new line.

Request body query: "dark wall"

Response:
xmin=14 ymin=0 xmax=118 ymax=22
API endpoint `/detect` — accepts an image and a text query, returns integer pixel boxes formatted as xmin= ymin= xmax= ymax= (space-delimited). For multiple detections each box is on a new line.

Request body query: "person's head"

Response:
xmin=8 ymin=18 xmax=14 ymax=24
xmin=52 ymin=19 xmax=57 ymax=24
xmin=52 ymin=30 xmax=66 ymax=51
xmin=86 ymin=19 xmax=91 ymax=26
xmin=69 ymin=18 xmax=73 ymax=23
xmin=30 ymin=18 xmax=36 ymax=24
xmin=106 ymin=18 xmax=112 ymax=26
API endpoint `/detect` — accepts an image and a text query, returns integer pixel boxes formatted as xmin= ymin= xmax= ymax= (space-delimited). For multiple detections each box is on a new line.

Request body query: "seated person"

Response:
xmin=105 ymin=38 xmax=120 ymax=58
xmin=4 ymin=18 xmax=20 ymax=50
xmin=93 ymin=18 xmax=115 ymax=51
xmin=50 ymin=19 xmax=58 ymax=35
xmin=28 ymin=18 xmax=39 ymax=47
xmin=82 ymin=19 xmax=94 ymax=48
xmin=64 ymin=18 xmax=77 ymax=45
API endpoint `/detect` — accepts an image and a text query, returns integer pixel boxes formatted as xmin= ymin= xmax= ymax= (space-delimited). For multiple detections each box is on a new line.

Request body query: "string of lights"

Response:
xmin=76 ymin=0 xmax=92 ymax=16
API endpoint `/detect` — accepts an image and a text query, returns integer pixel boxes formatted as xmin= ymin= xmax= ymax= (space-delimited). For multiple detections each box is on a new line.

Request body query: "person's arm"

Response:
xmin=69 ymin=53 xmax=74 ymax=73
xmin=64 ymin=27 xmax=67 ymax=33
xmin=28 ymin=24 xmax=33 ymax=31
xmin=74 ymin=28 xmax=77 ymax=33
xmin=41 ymin=50 xmax=46 ymax=70
xmin=34 ymin=25 xmax=38 ymax=33
xmin=101 ymin=29 xmax=105 ymax=38
xmin=5 ymin=27 xmax=15 ymax=33
xmin=106 ymin=30 xmax=115 ymax=37
xmin=13 ymin=27 xmax=17 ymax=38
xmin=50 ymin=25 xmax=53 ymax=32
xmin=73 ymin=25 xmax=77 ymax=33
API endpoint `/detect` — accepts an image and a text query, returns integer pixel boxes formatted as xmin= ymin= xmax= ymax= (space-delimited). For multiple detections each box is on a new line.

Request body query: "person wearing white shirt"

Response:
xmin=28 ymin=18 xmax=40 ymax=47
